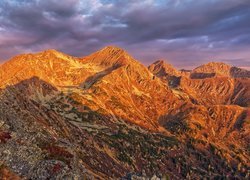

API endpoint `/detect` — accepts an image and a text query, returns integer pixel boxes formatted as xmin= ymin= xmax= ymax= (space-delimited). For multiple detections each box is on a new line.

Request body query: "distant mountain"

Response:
xmin=148 ymin=60 xmax=181 ymax=77
xmin=0 ymin=47 xmax=249 ymax=179
xmin=149 ymin=60 xmax=250 ymax=106
xmin=148 ymin=60 xmax=182 ymax=88
xmin=190 ymin=62 xmax=250 ymax=79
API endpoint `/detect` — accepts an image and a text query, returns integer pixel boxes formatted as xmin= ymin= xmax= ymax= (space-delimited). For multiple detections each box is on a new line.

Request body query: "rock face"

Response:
xmin=0 ymin=47 xmax=249 ymax=179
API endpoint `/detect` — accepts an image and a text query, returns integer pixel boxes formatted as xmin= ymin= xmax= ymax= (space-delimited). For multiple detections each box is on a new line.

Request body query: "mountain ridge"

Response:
xmin=0 ymin=46 xmax=249 ymax=179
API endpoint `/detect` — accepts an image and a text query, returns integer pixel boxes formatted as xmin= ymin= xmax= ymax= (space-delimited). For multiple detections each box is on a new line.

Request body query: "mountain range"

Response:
xmin=0 ymin=46 xmax=249 ymax=179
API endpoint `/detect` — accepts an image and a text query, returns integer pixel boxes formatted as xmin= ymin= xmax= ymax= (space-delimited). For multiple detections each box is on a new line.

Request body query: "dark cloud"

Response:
xmin=0 ymin=0 xmax=249 ymax=69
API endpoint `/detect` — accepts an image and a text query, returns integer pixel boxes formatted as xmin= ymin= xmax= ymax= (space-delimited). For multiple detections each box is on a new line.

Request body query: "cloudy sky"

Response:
xmin=0 ymin=0 xmax=250 ymax=69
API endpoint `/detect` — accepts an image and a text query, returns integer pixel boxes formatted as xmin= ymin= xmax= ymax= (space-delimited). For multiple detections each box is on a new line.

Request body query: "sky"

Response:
xmin=0 ymin=0 xmax=250 ymax=69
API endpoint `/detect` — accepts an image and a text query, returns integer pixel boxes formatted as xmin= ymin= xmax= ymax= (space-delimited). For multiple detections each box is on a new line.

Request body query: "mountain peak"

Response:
xmin=39 ymin=49 xmax=66 ymax=57
xmin=152 ymin=60 xmax=165 ymax=66
xmin=98 ymin=46 xmax=130 ymax=59
xmin=101 ymin=46 xmax=125 ymax=53
xmin=42 ymin=49 xmax=60 ymax=54
xmin=149 ymin=60 xmax=180 ymax=77
xmin=82 ymin=46 xmax=136 ymax=68
xmin=205 ymin=61 xmax=231 ymax=68
xmin=151 ymin=59 xmax=176 ymax=68
xmin=192 ymin=61 xmax=232 ymax=77
xmin=35 ymin=49 xmax=76 ymax=62
xmin=195 ymin=62 xmax=231 ymax=69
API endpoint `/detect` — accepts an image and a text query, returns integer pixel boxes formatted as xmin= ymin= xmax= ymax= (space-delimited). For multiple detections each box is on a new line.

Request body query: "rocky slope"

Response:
xmin=0 ymin=47 xmax=249 ymax=179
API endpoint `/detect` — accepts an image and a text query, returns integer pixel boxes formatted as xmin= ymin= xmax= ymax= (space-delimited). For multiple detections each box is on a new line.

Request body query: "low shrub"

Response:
xmin=0 ymin=132 xmax=11 ymax=143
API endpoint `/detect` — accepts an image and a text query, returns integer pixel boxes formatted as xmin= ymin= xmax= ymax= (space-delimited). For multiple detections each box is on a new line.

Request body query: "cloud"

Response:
xmin=0 ymin=0 xmax=249 ymax=69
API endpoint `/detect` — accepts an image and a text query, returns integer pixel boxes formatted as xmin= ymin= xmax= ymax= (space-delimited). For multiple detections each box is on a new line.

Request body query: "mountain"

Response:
xmin=148 ymin=60 xmax=182 ymax=88
xmin=149 ymin=60 xmax=250 ymax=107
xmin=148 ymin=60 xmax=181 ymax=77
xmin=190 ymin=62 xmax=250 ymax=79
xmin=0 ymin=47 xmax=249 ymax=179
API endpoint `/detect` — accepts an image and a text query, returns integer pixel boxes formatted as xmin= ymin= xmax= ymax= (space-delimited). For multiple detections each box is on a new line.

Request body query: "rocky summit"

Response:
xmin=0 ymin=46 xmax=249 ymax=179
